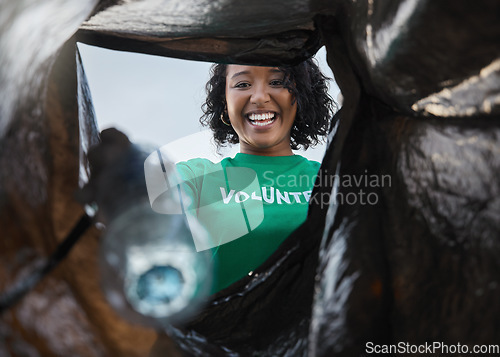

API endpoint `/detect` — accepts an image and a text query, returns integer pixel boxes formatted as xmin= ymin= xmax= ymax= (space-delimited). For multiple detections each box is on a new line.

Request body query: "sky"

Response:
xmin=77 ymin=44 xmax=341 ymax=162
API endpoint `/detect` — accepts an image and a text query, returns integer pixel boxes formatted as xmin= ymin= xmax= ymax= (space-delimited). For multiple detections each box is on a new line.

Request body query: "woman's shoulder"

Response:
xmin=308 ymin=158 xmax=321 ymax=170
xmin=176 ymin=157 xmax=229 ymax=177
xmin=295 ymin=154 xmax=321 ymax=170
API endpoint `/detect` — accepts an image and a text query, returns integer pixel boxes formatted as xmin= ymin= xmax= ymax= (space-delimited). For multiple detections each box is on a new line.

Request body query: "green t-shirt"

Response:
xmin=176 ymin=153 xmax=320 ymax=292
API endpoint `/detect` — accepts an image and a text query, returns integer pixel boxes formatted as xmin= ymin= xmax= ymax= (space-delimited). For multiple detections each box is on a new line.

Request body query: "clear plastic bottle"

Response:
xmin=84 ymin=131 xmax=214 ymax=328
xmin=99 ymin=201 xmax=213 ymax=327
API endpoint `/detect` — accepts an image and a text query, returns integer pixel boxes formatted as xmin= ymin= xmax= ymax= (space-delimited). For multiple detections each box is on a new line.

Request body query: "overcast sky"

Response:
xmin=77 ymin=44 xmax=340 ymax=162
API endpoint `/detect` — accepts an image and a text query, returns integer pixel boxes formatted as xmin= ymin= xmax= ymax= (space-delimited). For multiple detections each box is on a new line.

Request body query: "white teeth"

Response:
xmin=248 ymin=112 xmax=275 ymax=121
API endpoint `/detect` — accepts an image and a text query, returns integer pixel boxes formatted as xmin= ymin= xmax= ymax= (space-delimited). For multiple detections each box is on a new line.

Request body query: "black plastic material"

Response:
xmin=1 ymin=0 xmax=499 ymax=356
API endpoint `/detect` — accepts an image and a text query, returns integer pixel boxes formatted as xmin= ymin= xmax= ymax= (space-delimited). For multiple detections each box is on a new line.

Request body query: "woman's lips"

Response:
xmin=247 ymin=112 xmax=276 ymax=127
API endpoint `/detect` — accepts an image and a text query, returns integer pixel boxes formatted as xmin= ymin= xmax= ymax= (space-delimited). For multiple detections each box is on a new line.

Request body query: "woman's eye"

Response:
xmin=270 ymin=79 xmax=284 ymax=86
xmin=235 ymin=82 xmax=250 ymax=88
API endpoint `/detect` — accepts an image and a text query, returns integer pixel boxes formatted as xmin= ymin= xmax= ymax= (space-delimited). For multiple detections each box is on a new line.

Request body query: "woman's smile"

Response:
xmin=225 ymin=65 xmax=297 ymax=156
xmin=246 ymin=111 xmax=276 ymax=127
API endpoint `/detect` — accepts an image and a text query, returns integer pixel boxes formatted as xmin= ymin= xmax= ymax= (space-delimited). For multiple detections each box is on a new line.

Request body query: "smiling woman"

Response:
xmin=201 ymin=60 xmax=336 ymax=157
xmin=174 ymin=59 xmax=337 ymax=292
xmin=225 ymin=65 xmax=298 ymax=156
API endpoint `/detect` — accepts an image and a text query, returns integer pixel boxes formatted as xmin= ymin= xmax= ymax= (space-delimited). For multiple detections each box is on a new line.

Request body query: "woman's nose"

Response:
xmin=250 ymin=84 xmax=271 ymax=105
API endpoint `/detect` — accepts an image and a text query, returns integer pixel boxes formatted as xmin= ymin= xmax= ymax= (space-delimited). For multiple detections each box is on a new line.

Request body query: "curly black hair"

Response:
xmin=200 ymin=58 xmax=336 ymax=151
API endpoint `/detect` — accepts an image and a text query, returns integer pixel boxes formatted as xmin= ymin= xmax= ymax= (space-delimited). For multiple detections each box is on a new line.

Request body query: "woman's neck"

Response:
xmin=239 ymin=145 xmax=293 ymax=157
xmin=239 ymin=136 xmax=294 ymax=156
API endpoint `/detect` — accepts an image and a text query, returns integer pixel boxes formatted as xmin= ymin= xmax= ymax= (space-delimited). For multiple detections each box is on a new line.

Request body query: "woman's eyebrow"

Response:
xmin=230 ymin=68 xmax=282 ymax=79
xmin=230 ymin=70 xmax=250 ymax=79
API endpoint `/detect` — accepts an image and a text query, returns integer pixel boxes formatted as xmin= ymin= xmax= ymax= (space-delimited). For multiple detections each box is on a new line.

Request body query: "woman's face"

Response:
xmin=225 ymin=65 xmax=297 ymax=156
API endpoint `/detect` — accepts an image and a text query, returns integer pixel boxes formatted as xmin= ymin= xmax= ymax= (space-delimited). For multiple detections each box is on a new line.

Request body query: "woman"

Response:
xmin=176 ymin=59 xmax=335 ymax=293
